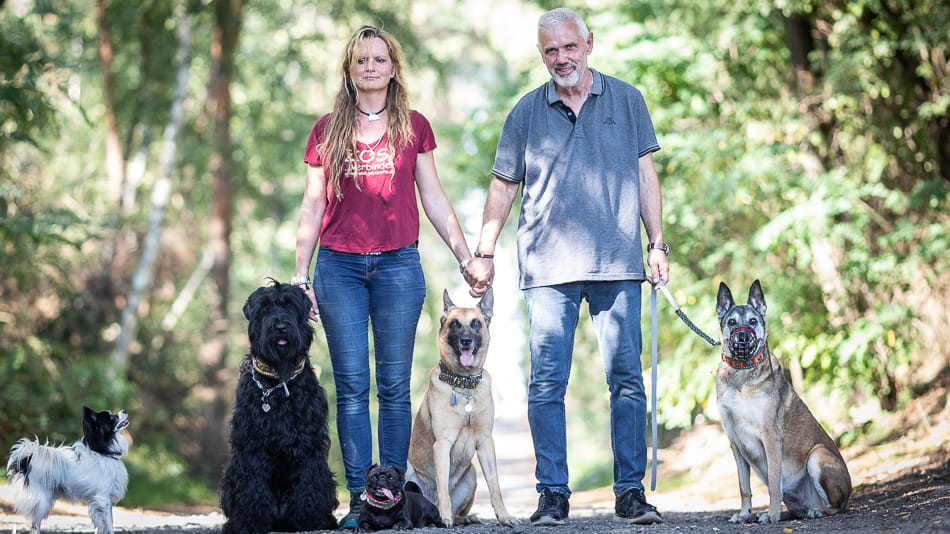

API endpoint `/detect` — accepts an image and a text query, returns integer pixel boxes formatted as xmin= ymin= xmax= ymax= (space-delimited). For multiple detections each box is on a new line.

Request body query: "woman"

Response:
xmin=292 ymin=26 xmax=472 ymax=530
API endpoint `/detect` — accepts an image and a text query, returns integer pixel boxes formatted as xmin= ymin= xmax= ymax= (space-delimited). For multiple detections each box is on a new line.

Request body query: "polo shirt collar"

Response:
xmin=545 ymin=68 xmax=604 ymax=106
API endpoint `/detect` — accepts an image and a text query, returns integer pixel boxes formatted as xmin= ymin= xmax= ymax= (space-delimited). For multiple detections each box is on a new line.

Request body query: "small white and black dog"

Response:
xmin=6 ymin=406 xmax=130 ymax=534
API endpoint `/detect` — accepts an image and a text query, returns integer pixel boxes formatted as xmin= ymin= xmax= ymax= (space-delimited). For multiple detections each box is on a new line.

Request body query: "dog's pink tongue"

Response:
xmin=460 ymin=349 xmax=475 ymax=367
xmin=382 ymin=488 xmax=394 ymax=500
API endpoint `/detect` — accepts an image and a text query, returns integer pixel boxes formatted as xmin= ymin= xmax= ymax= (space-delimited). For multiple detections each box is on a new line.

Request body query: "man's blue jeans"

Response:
xmin=313 ymin=246 xmax=426 ymax=492
xmin=524 ymin=280 xmax=647 ymax=497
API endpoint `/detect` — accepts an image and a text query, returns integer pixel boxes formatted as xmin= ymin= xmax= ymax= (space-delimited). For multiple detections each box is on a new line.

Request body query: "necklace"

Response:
xmin=360 ymin=130 xmax=386 ymax=152
xmin=357 ymin=105 xmax=386 ymax=122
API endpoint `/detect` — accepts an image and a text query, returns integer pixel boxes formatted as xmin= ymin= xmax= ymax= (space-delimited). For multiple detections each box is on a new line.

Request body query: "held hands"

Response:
xmin=463 ymin=257 xmax=494 ymax=298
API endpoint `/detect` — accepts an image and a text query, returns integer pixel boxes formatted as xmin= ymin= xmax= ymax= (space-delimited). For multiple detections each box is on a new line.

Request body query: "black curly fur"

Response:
xmin=220 ymin=279 xmax=339 ymax=533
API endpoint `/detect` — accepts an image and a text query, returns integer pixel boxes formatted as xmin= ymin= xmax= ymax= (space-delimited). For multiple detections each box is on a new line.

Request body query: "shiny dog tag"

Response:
xmin=450 ymin=392 xmax=457 ymax=406
xmin=464 ymin=402 xmax=473 ymax=413
xmin=262 ymin=402 xmax=271 ymax=412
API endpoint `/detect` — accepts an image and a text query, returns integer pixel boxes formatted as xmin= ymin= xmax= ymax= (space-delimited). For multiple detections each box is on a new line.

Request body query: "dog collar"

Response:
xmin=438 ymin=361 xmax=482 ymax=389
xmin=363 ymin=490 xmax=402 ymax=510
xmin=245 ymin=355 xmax=308 ymax=412
xmin=721 ymin=343 xmax=771 ymax=369
xmin=251 ymin=357 xmax=306 ymax=380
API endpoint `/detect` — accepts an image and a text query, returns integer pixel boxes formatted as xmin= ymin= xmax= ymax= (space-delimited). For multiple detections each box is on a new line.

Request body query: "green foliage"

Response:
xmin=2 ymin=0 xmax=947 ymax=505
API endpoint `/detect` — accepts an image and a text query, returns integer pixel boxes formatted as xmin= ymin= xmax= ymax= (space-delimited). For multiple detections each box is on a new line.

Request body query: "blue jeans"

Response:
xmin=524 ymin=281 xmax=646 ymax=497
xmin=313 ymin=245 xmax=426 ymax=492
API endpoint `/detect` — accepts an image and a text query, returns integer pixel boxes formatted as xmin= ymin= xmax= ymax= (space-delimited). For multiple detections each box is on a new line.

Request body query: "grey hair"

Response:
xmin=538 ymin=7 xmax=590 ymax=41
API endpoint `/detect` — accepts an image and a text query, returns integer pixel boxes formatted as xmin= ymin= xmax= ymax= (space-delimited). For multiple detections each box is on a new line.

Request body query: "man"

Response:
xmin=463 ymin=7 xmax=668 ymax=526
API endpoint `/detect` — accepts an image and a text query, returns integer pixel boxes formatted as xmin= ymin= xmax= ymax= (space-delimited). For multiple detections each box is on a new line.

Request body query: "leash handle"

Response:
xmin=649 ymin=284 xmax=659 ymax=491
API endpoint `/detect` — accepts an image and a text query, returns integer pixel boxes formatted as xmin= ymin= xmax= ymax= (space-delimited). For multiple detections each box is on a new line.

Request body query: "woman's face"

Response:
xmin=350 ymin=37 xmax=395 ymax=93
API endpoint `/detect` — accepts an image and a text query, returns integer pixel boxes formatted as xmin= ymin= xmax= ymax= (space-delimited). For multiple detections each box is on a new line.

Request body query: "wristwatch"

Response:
xmin=290 ymin=275 xmax=312 ymax=287
xmin=647 ymin=242 xmax=670 ymax=256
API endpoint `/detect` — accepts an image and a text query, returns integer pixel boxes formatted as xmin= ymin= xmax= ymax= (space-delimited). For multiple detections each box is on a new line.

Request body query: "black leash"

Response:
xmin=648 ymin=280 xmax=720 ymax=491
xmin=655 ymin=280 xmax=721 ymax=347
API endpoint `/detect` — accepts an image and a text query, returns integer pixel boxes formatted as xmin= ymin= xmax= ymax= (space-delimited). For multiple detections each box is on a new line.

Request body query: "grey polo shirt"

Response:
xmin=492 ymin=69 xmax=661 ymax=289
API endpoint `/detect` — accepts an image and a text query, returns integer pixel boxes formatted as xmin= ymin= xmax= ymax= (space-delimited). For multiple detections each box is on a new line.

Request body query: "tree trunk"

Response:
xmin=95 ymin=0 xmax=125 ymax=208
xmin=111 ymin=1 xmax=193 ymax=374
xmin=194 ymin=0 xmax=244 ymax=482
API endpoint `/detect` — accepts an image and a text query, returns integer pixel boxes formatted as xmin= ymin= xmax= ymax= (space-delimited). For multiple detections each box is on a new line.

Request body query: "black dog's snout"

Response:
xmin=458 ymin=336 xmax=474 ymax=349
xmin=275 ymin=323 xmax=289 ymax=335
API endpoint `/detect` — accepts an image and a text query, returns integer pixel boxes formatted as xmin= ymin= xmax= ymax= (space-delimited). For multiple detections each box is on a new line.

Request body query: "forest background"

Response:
xmin=1 ymin=0 xmax=947 ymax=508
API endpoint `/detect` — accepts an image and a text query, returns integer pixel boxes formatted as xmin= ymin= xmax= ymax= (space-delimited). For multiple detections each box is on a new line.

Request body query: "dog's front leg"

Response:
xmin=433 ymin=436 xmax=455 ymax=527
xmin=88 ymin=497 xmax=114 ymax=534
xmin=760 ymin=430 xmax=784 ymax=523
xmin=474 ymin=436 xmax=518 ymax=525
xmin=728 ymin=444 xmax=756 ymax=524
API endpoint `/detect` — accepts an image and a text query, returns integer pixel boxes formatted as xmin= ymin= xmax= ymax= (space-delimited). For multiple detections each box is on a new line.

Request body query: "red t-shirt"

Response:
xmin=303 ymin=111 xmax=436 ymax=253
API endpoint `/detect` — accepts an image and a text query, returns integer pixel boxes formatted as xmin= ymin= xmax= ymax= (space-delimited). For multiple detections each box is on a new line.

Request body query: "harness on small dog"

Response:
xmin=246 ymin=356 xmax=308 ymax=412
xmin=363 ymin=490 xmax=402 ymax=510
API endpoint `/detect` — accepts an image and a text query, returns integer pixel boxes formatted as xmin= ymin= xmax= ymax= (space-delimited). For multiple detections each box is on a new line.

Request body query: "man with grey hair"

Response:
xmin=463 ymin=6 xmax=667 ymax=526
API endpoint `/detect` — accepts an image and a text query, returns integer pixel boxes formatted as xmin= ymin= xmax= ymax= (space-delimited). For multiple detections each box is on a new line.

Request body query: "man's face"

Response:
xmin=538 ymin=20 xmax=592 ymax=88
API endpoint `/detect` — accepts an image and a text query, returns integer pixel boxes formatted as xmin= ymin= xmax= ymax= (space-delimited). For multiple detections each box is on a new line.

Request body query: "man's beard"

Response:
xmin=551 ymin=62 xmax=583 ymax=87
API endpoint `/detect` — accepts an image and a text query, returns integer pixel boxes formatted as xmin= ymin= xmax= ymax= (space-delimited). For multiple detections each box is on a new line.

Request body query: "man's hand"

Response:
xmin=463 ymin=257 xmax=494 ymax=297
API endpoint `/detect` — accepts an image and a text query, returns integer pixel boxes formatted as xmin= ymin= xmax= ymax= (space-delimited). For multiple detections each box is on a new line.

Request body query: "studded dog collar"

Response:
xmin=438 ymin=361 xmax=483 ymax=389
xmin=721 ymin=342 xmax=771 ymax=370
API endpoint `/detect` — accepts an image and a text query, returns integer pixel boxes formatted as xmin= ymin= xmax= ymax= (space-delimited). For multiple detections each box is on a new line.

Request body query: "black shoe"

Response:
xmin=530 ymin=488 xmax=570 ymax=526
xmin=615 ymin=487 xmax=663 ymax=524
xmin=339 ymin=490 xmax=363 ymax=530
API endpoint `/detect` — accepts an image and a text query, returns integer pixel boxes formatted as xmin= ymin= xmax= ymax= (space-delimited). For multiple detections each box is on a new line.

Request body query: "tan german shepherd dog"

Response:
xmin=406 ymin=288 xmax=518 ymax=527
xmin=716 ymin=280 xmax=852 ymax=524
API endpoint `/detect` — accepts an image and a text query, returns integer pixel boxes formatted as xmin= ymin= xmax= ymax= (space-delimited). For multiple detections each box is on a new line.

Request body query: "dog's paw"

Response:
xmin=757 ymin=512 xmax=780 ymax=524
xmin=497 ymin=513 xmax=522 ymax=526
xmin=729 ymin=511 xmax=756 ymax=524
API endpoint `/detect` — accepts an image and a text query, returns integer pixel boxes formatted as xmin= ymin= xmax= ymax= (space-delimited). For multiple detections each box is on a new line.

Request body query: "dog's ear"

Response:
xmin=478 ymin=287 xmax=494 ymax=323
xmin=716 ymin=282 xmax=734 ymax=319
xmin=364 ymin=463 xmax=379 ymax=476
xmin=442 ymin=289 xmax=455 ymax=314
xmin=748 ymin=279 xmax=767 ymax=316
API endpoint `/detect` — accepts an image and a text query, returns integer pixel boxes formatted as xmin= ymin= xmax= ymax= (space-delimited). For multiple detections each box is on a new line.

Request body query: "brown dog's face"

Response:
xmin=438 ymin=288 xmax=493 ymax=372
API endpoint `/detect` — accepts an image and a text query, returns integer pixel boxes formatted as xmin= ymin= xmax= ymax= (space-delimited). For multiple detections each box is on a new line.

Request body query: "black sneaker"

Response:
xmin=530 ymin=488 xmax=570 ymax=526
xmin=338 ymin=490 xmax=363 ymax=530
xmin=615 ymin=487 xmax=663 ymax=524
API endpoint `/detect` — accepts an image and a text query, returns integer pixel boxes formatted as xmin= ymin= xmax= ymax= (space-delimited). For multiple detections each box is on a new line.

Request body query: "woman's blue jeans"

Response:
xmin=313 ymin=245 xmax=426 ymax=492
xmin=523 ymin=280 xmax=647 ymax=497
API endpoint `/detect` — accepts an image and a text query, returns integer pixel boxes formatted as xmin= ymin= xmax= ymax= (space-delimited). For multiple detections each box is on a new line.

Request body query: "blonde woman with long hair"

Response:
xmin=292 ymin=26 xmax=472 ymax=529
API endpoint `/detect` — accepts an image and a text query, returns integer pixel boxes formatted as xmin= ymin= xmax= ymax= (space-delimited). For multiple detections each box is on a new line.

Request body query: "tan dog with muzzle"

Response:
xmin=716 ymin=280 xmax=851 ymax=524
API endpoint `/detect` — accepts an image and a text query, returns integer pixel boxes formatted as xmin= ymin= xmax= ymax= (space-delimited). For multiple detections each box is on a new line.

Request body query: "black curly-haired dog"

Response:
xmin=220 ymin=279 xmax=339 ymax=533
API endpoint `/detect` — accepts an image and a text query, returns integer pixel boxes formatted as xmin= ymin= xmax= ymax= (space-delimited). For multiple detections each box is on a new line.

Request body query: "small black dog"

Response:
xmin=7 ymin=406 xmax=130 ymax=534
xmin=358 ymin=464 xmax=445 ymax=531
xmin=219 ymin=279 xmax=338 ymax=533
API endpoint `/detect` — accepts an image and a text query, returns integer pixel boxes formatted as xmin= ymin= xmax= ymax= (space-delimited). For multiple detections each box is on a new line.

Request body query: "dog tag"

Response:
xmin=262 ymin=402 xmax=271 ymax=412
xmin=464 ymin=402 xmax=473 ymax=413
xmin=450 ymin=392 xmax=457 ymax=406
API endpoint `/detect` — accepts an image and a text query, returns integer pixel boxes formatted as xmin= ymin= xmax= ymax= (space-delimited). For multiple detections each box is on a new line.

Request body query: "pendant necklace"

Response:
xmin=357 ymin=105 xmax=386 ymax=122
